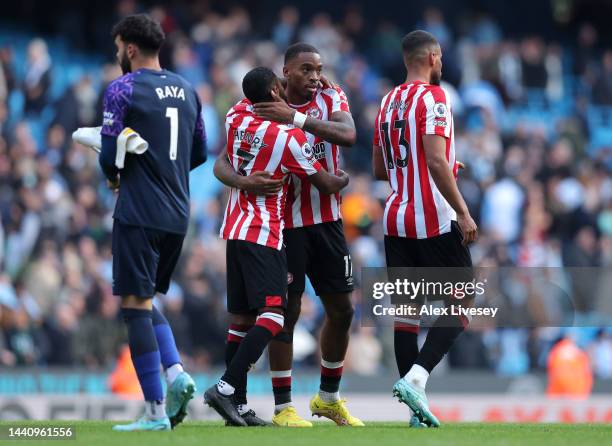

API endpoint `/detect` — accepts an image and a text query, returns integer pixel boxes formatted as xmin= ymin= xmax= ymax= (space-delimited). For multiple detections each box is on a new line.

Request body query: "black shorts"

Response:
xmin=284 ymin=219 xmax=354 ymax=296
xmin=384 ymin=221 xmax=473 ymax=304
xmin=384 ymin=221 xmax=472 ymax=268
xmin=226 ymin=240 xmax=288 ymax=314
xmin=112 ymin=221 xmax=184 ymax=297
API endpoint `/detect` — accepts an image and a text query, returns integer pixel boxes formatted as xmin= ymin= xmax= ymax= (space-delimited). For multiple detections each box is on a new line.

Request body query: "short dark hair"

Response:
xmin=401 ymin=30 xmax=439 ymax=65
xmin=111 ymin=14 xmax=165 ymax=55
xmin=284 ymin=42 xmax=319 ymax=64
xmin=242 ymin=67 xmax=278 ymax=104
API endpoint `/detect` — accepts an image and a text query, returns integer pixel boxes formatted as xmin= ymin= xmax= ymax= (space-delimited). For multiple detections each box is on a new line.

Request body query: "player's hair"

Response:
xmin=111 ymin=14 xmax=165 ymax=55
xmin=284 ymin=42 xmax=319 ymax=64
xmin=401 ymin=30 xmax=439 ymax=65
xmin=242 ymin=67 xmax=278 ymax=104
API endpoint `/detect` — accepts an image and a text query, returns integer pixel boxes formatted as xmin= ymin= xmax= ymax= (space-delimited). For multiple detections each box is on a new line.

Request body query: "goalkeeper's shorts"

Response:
xmin=112 ymin=220 xmax=184 ymax=297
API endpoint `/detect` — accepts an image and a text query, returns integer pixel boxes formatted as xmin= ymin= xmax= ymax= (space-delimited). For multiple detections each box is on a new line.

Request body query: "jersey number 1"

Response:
xmin=166 ymin=107 xmax=178 ymax=160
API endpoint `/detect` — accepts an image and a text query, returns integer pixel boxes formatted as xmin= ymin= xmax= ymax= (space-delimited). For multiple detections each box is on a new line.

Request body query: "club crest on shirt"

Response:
xmin=307 ymin=107 xmax=321 ymax=119
xmin=434 ymin=102 xmax=447 ymax=118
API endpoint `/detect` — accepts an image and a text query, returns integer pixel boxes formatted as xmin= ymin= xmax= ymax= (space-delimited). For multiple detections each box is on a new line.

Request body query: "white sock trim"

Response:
xmin=257 ymin=312 xmax=285 ymax=325
xmin=217 ymin=379 xmax=235 ymax=396
xmin=321 ymin=359 xmax=344 ymax=369
xmin=145 ymin=399 xmax=167 ymax=420
xmin=166 ymin=363 xmax=184 ymax=384
xmin=270 ymin=370 xmax=292 ymax=378
xmin=274 ymin=402 xmax=293 ymax=413
xmin=319 ymin=390 xmax=340 ymax=403
xmin=228 ymin=329 xmax=247 ymax=338
xmin=404 ymin=364 xmax=429 ymax=390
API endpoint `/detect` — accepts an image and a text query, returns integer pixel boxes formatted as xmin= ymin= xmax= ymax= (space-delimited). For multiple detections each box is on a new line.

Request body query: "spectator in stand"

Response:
xmin=592 ymin=50 xmax=612 ymax=105
xmin=272 ymin=6 xmax=299 ymax=48
xmin=521 ymin=37 xmax=548 ymax=90
xmin=23 ymin=39 xmax=51 ymax=116
xmin=573 ymin=23 xmax=598 ymax=81
xmin=42 ymin=302 xmax=78 ymax=365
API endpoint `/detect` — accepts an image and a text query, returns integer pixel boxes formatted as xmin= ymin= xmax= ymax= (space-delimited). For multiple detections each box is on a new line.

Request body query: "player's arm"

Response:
xmin=213 ymin=148 xmax=283 ymax=195
xmin=100 ymin=135 xmax=119 ymax=189
xmin=371 ymin=110 xmax=387 ymax=180
xmin=303 ymin=110 xmax=356 ymax=147
xmin=191 ymin=93 xmax=208 ymax=170
xmin=253 ymin=90 xmax=357 ymax=147
xmin=99 ymin=78 xmax=132 ymax=188
xmin=283 ymin=132 xmax=348 ymax=195
xmin=372 ymin=145 xmax=388 ymax=181
xmin=422 ymin=89 xmax=477 ymax=245
xmin=307 ymin=86 xmax=356 ymax=146
xmin=309 ymin=167 xmax=349 ymax=194
xmin=423 ymin=134 xmax=477 ymax=245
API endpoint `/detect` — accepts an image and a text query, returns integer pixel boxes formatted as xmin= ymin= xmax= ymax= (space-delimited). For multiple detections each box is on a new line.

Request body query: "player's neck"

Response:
xmin=404 ymin=70 xmax=430 ymax=86
xmin=286 ymin=88 xmax=312 ymax=107
xmin=130 ymin=57 xmax=162 ymax=73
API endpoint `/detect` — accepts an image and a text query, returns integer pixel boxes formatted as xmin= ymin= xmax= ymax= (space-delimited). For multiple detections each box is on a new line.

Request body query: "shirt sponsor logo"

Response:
xmin=102 ymin=111 xmax=114 ymax=127
xmin=312 ymin=142 xmax=327 ymax=160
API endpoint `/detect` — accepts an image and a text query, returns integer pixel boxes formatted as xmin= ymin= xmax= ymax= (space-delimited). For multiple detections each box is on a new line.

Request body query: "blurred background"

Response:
xmin=0 ymin=0 xmax=610 ymax=422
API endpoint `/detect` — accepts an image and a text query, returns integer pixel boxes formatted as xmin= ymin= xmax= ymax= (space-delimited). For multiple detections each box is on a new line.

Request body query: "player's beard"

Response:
xmin=119 ymin=51 xmax=132 ymax=75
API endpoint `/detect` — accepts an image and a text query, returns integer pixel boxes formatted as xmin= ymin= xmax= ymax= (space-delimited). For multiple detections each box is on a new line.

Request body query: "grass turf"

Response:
xmin=0 ymin=421 xmax=610 ymax=446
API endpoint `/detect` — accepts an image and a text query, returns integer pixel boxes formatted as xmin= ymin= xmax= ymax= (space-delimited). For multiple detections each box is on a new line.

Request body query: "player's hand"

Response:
xmin=319 ymin=75 xmax=336 ymax=90
xmin=336 ymin=168 xmax=350 ymax=189
xmin=457 ymin=161 xmax=465 ymax=170
xmin=253 ymin=91 xmax=295 ymax=124
xmin=456 ymin=211 xmax=478 ymax=246
xmin=107 ymin=177 xmax=120 ymax=192
xmin=240 ymin=171 xmax=283 ymax=196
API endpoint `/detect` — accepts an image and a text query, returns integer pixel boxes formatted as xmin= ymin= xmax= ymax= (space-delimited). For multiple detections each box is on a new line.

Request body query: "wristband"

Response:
xmin=293 ymin=111 xmax=307 ymax=129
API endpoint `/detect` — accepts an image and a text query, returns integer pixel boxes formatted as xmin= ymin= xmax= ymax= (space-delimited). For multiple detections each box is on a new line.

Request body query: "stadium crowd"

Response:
xmin=0 ymin=2 xmax=611 ymax=380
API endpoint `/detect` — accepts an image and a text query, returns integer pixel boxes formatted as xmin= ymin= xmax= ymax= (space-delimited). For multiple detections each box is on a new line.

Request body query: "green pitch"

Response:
xmin=0 ymin=421 xmax=610 ymax=446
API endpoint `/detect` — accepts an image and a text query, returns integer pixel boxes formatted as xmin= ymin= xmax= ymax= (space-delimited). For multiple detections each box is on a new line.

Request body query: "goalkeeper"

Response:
xmin=91 ymin=13 xmax=207 ymax=432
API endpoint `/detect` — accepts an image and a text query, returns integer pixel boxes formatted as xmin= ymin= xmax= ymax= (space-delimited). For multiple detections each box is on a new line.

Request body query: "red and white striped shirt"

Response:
xmin=220 ymin=99 xmax=322 ymax=250
xmin=373 ymin=81 xmax=458 ymax=239
xmin=284 ymin=86 xmax=350 ymax=228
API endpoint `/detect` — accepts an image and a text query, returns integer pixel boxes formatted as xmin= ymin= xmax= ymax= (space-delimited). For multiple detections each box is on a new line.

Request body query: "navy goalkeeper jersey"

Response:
xmin=100 ymin=68 xmax=207 ymax=234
